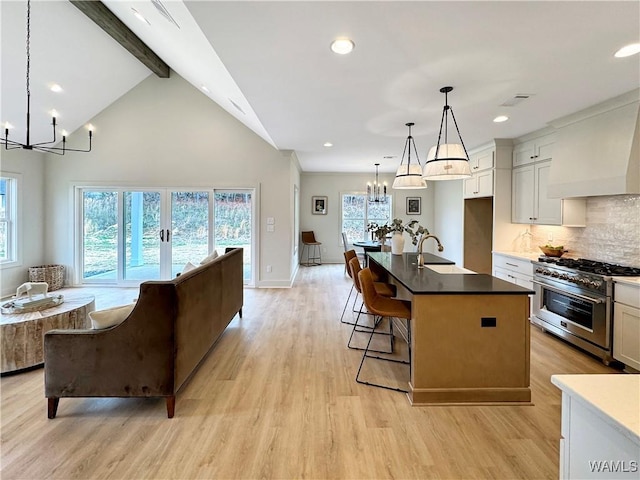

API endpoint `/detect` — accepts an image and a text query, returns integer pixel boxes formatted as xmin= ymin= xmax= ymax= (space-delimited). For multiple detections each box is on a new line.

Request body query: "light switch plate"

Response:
xmin=267 ymin=225 xmax=275 ymax=232
xmin=267 ymin=217 xmax=275 ymax=225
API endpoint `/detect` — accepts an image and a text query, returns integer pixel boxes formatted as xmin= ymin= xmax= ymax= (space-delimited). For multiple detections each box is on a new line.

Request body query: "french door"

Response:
xmin=79 ymin=188 xmax=254 ymax=285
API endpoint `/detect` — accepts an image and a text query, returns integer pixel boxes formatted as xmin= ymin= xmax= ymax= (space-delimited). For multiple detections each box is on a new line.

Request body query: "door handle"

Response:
xmin=160 ymin=229 xmax=164 ymax=242
xmin=166 ymin=229 xmax=171 ymax=242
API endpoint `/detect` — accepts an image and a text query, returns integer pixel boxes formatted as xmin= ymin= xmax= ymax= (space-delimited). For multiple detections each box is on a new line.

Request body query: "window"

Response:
xmin=0 ymin=176 xmax=17 ymax=263
xmin=341 ymin=193 xmax=392 ymax=243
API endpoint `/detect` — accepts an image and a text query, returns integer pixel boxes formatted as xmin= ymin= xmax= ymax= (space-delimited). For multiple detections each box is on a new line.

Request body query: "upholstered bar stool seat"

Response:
xmin=346 ymin=257 xmax=398 ymax=352
xmin=355 ymin=267 xmax=412 ymax=393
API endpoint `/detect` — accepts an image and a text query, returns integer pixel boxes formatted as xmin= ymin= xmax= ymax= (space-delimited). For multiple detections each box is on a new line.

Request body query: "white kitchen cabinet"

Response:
xmin=512 ymin=160 xmax=586 ymax=226
xmin=512 ymin=133 xmax=555 ymax=167
xmin=463 ymin=169 xmax=494 ymax=198
xmin=613 ymin=281 xmax=640 ymax=371
xmin=551 ymin=374 xmax=640 ymax=480
xmin=469 ymin=147 xmax=494 ymax=172
xmin=493 ymin=253 xmax=534 ymax=316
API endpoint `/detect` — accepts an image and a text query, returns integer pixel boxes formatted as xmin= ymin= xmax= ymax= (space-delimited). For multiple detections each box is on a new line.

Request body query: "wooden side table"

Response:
xmin=1 ymin=294 xmax=95 ymax=374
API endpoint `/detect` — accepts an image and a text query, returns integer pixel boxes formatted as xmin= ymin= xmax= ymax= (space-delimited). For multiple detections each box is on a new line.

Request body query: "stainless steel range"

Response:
xmin=531 ymin=257 xmax=640 ymax=364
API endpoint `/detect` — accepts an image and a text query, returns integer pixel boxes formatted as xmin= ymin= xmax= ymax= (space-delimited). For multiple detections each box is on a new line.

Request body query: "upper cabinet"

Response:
xmin=464 ymin=147 xmax=495 ymax=199
xmin=512 ymin=133 xmax=555 ymax=167
xmin=469 ymin=147 xmax=495 ymax=172
xmin=512 ymin=133 xmax=586 ymax=226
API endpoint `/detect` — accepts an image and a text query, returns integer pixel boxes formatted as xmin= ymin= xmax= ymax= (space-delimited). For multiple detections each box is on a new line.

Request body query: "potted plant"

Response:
xmin=367 ymin=219 xmax=429 ymax=254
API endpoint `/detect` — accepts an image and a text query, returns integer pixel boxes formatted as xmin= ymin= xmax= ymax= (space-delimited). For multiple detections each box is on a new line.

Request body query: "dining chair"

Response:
xmin=355 ymin=267 xmax=412 ymax=393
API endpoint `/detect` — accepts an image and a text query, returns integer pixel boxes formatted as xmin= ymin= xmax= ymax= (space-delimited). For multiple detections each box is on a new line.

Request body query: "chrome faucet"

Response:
xmin=416 ymin=234 xmax=444 ymax=268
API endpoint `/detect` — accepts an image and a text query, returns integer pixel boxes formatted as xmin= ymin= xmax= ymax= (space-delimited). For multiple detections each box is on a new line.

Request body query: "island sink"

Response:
xmin=424 ymin=264 xmax=476 ymax=274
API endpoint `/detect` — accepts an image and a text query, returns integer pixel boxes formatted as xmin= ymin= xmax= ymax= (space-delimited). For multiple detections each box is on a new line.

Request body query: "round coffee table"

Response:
xmin=0 ymin=294 xmax=95 ymax=374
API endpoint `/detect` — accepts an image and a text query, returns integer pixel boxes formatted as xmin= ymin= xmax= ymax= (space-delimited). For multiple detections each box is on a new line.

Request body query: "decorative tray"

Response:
xmin=1 ymin=295 xmax=64 ymax=314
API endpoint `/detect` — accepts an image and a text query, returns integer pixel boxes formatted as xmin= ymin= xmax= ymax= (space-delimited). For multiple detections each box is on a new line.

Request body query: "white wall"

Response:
xmin=41 ymin=74 xmax=297 ymax=288
xmin=300 ymin=172 xmax=436 ymax=263
xmin=0 ymin=148 xmax=46 ymax=296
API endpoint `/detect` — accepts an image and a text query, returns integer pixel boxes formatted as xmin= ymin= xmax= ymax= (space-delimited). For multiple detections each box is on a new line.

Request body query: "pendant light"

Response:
xmin=392 ymin=122 xmax=427 ymax=189
xmin=367 ymin=163 xmax=388 ymax=203
xmin=423 ymin=87 xmax=471 ymax=180
xmin=1 ymin=0 xmax=93 ymax=155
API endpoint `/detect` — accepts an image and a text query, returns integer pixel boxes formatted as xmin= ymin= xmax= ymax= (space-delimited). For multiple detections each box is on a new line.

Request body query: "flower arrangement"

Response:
xmin=367 ymin=218 xmax=429 ymax=246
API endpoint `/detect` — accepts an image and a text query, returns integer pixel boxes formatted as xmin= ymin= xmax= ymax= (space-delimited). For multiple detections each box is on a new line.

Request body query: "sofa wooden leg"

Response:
xmin=239 ymin=308 xmax=243 ymax=319
xmin=47 ymin=397 xmax=59 ymax=419
xmin=166 ymin=396 xmax=175 ymax=418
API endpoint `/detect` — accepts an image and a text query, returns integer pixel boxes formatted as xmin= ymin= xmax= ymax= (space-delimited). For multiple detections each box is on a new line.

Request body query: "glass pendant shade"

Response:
xmin=392 ymin=122 xmax=427 ymax=190
xmin=392 ymin=164 xmax=427 ymax=188
xmin=423 ymin=143 xmax=472 ymax=180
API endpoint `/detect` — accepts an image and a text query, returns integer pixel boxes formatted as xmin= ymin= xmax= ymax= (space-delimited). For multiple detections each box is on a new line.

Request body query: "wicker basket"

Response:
xmin=28 ymin=264 xmax=65 ymax=291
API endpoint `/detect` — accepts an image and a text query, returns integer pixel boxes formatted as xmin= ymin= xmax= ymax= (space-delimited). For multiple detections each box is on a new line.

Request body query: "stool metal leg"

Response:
xmin=355 ymin=315 xmax=411 ymax=393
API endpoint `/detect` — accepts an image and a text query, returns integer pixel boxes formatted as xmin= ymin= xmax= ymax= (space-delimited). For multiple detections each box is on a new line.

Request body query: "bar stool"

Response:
xmin=347 ymin=257 xmax=397 ymax=353
xmin=355 ymin=267 xmax=411 ymax=393
xmin=300 ymin=231 xmax=322 ymax=266
xmin=340 ymin=250 xmax=360 ymax=325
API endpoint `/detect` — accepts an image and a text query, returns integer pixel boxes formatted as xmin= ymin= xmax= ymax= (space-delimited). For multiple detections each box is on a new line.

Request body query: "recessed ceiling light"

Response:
xmin=4 ymin=122 xmax=14 ymax=130
xmin=61 ymin=129 xmax=68 ymax=137
xmin=201 ymin=85 xmax=210 ymax=93
xmin=493 ymin=115 xmax=509 ymax=123
xmin=131 ymin=8 xmax=150 ymax=25
xmin=614 ymin=43 xmax=640 ymax=58
xmin=50 ymin=109 xmax=59 ymax=118
xmin=330 ymin=38 xmax=355 ymax=55
xmin=50 ymin=84 xmax=62 ymax=93
xmin=323 ymin=142 xmax=333 ymax=147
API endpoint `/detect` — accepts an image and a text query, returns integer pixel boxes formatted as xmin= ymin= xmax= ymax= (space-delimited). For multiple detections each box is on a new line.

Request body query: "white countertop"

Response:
xmin=613 ymin=277 xmax=640 ymax=287
xmin=551 ymin=374 xmax=640 ymax=446
xmin=492 ymin=251 xmax=539 ymax=262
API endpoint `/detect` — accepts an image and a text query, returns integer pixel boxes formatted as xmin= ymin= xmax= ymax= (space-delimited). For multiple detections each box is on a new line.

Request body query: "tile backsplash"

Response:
xmin=524 ymin=195 xmax=640 ymax=266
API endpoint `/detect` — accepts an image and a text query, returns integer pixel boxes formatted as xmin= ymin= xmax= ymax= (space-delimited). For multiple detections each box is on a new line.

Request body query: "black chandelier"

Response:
xmin=367 ymin=163 xmax=388 ymax=204
xmin=2 ymin=0 xmax=93 ymax=155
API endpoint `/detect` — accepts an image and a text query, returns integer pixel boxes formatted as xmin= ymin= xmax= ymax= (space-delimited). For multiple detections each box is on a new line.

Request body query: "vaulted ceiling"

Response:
xmin=2 ymin=1 xmax=639 ymax=173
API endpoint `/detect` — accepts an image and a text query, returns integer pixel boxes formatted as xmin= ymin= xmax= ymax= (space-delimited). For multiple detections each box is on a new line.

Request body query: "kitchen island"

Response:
xmin=368 ymin=252 xmax=534 ymax=405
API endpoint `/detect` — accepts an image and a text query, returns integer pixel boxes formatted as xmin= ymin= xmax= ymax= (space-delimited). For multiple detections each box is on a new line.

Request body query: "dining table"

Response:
xmin=352 ymin=240 xmax=384 ymax=265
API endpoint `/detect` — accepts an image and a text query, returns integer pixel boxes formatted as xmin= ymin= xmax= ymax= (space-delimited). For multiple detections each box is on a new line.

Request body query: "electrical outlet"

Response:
xmin=266 ymin=265 xmax=272 ymax=273
xmin=547 ymin=231 xmax=553 ymax=242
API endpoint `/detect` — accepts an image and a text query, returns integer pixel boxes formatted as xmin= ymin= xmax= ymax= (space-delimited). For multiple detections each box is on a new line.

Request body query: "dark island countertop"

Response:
xmin=368 ymin=252 xmax=534 ymax=295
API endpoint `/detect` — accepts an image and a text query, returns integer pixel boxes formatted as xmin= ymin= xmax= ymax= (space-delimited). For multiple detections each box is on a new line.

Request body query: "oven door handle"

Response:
xmin=532 ymin=280 xmax=605 ymax=304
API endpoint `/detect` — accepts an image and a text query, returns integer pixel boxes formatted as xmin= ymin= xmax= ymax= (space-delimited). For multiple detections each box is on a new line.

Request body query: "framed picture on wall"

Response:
xmin=312 ymin=196 xmax=328 ymax=215
xmin=406 ymin=197 xmax=421 ymax=215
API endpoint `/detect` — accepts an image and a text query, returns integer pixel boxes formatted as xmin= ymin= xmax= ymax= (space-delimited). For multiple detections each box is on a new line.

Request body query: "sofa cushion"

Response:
xmin=200 ymin=250 xmax=219 ymax=265
xmin=89 ymin=303 xmax=135 ymax=330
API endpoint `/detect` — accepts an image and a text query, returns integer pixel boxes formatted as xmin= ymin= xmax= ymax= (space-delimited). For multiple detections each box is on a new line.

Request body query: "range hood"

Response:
xmin=548 ymin=89 xmax=640 ymax=199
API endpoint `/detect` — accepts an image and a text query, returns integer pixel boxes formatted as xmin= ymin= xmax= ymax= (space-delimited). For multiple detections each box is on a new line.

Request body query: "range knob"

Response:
xmin=591 ymin=281 xmax=602 ymax=288
xmin=543 ymin=271 xmax=551 ymax=276
xmin=535 ymin=268 xmax=544 ymax=274
xmin=559 ymin=274 xmax=569 ymax=280
xmin=551 ymin=272 xmax=559 ymax=278
xmin=579 ymin=278 xmax=590 ymax=285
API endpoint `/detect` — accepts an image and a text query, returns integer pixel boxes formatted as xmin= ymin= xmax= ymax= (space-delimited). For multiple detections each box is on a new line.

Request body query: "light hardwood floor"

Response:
xmin=1 ymin=264 xmax=619 ymax=479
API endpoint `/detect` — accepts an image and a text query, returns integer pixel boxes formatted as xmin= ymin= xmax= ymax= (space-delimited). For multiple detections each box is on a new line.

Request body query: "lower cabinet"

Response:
xmin=492 ymin=253 xmax=534 ymax=317
xmin=613 ymin=281 xmax=640 ymax=371
xmin=552 ymin=375 xmax=640 ymax=480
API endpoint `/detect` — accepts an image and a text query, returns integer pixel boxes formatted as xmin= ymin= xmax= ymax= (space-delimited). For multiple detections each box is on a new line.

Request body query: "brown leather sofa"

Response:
xmin=44 ymin=248 xmax=243 ymax=419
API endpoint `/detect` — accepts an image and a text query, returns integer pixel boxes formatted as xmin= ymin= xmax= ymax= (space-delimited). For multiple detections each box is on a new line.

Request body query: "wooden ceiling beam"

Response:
xmin=70 ymin=0 xmax=170 ymax=78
